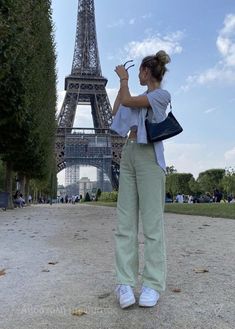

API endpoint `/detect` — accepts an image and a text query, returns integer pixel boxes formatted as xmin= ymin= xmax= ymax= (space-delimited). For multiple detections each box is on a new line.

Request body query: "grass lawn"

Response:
xmin=164 ymin=203 xmax=235 ymax=219
xmin=87 ymin=201 xmax=117 ymax=207
xmin=87 ymin=201 xmax=235 ymax=219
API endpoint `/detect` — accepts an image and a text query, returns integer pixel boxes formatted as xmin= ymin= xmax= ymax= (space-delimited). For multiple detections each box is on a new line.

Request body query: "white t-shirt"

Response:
xmin=111 ymin=88 xmax=171 ymax=172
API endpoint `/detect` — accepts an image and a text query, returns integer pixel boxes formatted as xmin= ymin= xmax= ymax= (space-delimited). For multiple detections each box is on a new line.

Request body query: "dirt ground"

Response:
xmin=0 ymin=204 xmax=234 ymax=329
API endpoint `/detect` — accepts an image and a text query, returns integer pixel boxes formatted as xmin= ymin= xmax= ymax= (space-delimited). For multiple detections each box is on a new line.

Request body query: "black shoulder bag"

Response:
xmin=145 ymin=104 xmax=183 ymax=143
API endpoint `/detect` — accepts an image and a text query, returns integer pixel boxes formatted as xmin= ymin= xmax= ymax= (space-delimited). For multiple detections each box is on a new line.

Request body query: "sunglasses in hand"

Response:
xmin=123 ymin=60 xmax=135 ymax=71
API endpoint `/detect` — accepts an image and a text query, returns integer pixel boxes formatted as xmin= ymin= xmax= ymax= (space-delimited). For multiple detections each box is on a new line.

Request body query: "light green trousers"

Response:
xmin=115 ymin=140 xmax=167 ymax=292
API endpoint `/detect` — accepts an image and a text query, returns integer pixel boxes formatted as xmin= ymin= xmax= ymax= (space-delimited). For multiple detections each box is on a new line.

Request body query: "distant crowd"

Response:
xmin=12 ymin=191 xmax=85 ymax=208
xmin=58 ymin=194 xmax=81 ymax=204
xmin=167 ymin=189 xmax=235 ymax=204
xmin=12 ymin=189 xmax=235 ymax=208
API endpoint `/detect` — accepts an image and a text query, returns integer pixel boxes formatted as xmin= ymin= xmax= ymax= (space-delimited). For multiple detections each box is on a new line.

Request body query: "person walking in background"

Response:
xmin=176 ymin=193 xmax=184 ymax=203
xmin=111 ymin=50 xmax=171 ymax=309
xmin=188 ymin=195 xmax=193 ymax=204
xmin=28 ymin=194 xmax=32 ymax=203
xmin=213 ymin=189 xmax=222 ymax=203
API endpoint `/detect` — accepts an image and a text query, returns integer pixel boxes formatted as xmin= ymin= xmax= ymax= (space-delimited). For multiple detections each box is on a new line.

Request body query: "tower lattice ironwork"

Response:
xmin=55 ymin=0 xmax=125 ymax=192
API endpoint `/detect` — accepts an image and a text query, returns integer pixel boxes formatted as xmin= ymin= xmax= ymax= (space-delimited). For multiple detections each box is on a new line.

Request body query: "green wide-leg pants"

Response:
xmin=115 ymin=140 xmax=166 ymax=292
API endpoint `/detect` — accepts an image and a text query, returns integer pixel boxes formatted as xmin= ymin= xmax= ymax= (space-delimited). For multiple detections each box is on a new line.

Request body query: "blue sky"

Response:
xmin=52 ymin=0 xmax=235 ymax=184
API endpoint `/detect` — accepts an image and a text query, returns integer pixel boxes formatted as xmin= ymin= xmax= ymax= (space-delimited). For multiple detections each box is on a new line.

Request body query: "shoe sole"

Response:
xmin=139 ymin=300 xmax=158 ymax=307
xmin=120 ymin=297 xmax=136 ymax=309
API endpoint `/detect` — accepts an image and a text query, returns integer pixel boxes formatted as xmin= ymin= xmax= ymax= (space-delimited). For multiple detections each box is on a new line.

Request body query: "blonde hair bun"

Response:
xmin=155 ymin=50 xmax=171 ymax=65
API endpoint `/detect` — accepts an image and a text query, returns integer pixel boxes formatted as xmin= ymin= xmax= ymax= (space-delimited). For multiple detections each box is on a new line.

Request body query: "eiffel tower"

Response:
xmin=55 ymin=0 xmax=125 ymax=193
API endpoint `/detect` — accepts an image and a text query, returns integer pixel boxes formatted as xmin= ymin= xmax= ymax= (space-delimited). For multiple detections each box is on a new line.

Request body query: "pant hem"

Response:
xmin=141 ymin=281 xmax=165 ymax=292
xmin=116 ymin=281 xmax=136 ymax=288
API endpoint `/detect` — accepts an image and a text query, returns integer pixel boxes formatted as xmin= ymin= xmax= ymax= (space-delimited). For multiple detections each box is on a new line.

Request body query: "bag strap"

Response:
xmin=145 ymin=101 xmax=172 ymax=118
xmin=145 ymin=107 xmax=151 ymax=118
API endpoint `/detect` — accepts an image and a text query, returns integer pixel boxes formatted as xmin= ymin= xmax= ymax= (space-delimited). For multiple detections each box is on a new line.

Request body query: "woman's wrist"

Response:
xmin=120 ymin=77 xmax=128 ymax=82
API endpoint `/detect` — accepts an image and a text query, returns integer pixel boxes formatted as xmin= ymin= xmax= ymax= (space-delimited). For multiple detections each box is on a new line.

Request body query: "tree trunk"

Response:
xmin=25 ymin=177 xmax=30 ymax=205
xmin=19 ymin=174 xmax=26 ymax=196
xmin=4 ymin=161 xmax=13 ymax=209
xmin=34 ymin=188 xmax=38 ymax=204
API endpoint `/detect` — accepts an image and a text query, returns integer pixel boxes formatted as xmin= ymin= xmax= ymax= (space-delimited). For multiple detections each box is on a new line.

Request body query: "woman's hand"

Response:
xmin=115 ymin=65 xmax=129 ymax=80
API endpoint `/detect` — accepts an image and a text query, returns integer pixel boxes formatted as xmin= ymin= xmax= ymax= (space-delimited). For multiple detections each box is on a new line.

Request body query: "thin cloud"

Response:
xmin=180 ymin=13 xmax=235 ymax=91
xmin=107 ymin=54 xmax=116 ymax=60
xmin=142 ymin=13 xmax=152 ymax=19
xmin=197 ymin=66 xmax=235 ymax=84
xmin=124 ymin=31 xmax=184 ymax=59
xmin=224 ymin=147 xmax=235 ymax=162
xmin=108 ymin=14 xmax=151 ymax=28
xmin=107 ymin=19 xmax=125 ymax=28
xmin=129 ymin=18 xmax=135 ymax=25
xmin=107 ymin=17 xmax=136 ymax=28
xmin=165 ymin=142 xmax=226 ymax=178
xmin=216 ymin=14 xmax=235 ymax=66
xmin=204 ymin=107 xmax=216 ymax=114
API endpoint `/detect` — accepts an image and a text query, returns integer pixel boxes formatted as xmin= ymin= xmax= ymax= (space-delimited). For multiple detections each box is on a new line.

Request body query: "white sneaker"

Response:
xmin=115 ymin=284 xmax=136 ymax=309
xmin=139 ymin=285 xmax=160 ymax=307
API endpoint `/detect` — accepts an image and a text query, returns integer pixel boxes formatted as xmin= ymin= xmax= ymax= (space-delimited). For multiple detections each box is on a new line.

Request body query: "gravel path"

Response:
xmin=0 ymin=204 xmax=234 ymax=329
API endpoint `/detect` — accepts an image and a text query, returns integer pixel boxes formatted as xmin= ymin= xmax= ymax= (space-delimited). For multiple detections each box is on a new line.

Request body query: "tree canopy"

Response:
xmin=197 ymin=169 xmax=225 ymax=194
xmin=166 ymin=172 xmax=194 ymax=197
xmin=0 ymin=0 xmax=57 ymax=202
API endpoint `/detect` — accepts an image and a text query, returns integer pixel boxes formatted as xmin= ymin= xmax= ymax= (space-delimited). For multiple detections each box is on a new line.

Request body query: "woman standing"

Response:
xmin=111 ymin=50 xmax=171 ymax=309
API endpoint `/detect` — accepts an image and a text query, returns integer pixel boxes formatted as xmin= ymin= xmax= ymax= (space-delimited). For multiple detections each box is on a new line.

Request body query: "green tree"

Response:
xmin=0 ymin=159 xmax=5 ymax=192
xmin=166 ymin=165 xmax=177 ymax=175
xmin=188 ymin=177 xmax=201 ymax=195
xmin=221 ymin=168 xmax=235 ymax=197
xmin=166 ymin=173 xmax=193 ymax=198
xmin=95 ymin=188 xmax=102 ymax=201
xmin=13 ymin=0 xmax=57 ymax=183
xmin=197 ymin=169 xmax=225 ymax=194
xmin=0 ymin=0 xmax=57 ymax=206
xmin=0 ymin=0 xmax=31 ymax=205
xmin=84 ymin=192 xmax=91 ymax=202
